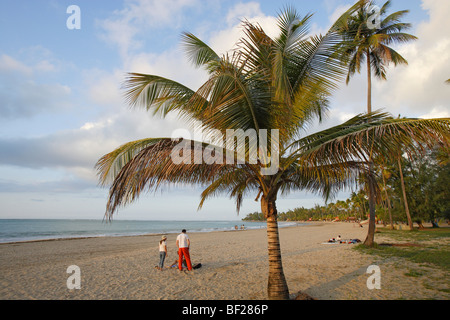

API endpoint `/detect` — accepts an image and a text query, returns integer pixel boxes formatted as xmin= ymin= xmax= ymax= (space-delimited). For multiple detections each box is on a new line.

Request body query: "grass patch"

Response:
xmin=376 ymin=227 xmax=450 ymax=242
xmin=355 ymin=227 xmax=450 ymax=271
xmin=404 ymin=269 xmax=425 ymax=277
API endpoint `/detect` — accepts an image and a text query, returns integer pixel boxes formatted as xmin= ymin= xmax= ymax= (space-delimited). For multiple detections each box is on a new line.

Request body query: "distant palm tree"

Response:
xmin=336 ymin=0 xmax=417 ymax=245
xmin=96 ymin=6 xmax=450 ymax=299
xmin=338 ymin=0 xmax=417 ymax=112
xmin=397 ymin=153 xmax=413 ymax=229
xmin=379 ymin=162 xmax=394 ymax=229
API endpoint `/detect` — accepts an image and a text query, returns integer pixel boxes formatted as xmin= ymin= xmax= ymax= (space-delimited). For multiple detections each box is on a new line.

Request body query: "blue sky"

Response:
xmin=0 ymin=0 xmax=449 ymax=220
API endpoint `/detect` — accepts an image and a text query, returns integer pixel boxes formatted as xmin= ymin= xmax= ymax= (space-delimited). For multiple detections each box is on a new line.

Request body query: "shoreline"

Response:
xmin=1 ymin=222 xmax=447 ymax=300
xmin=0 ymin=220 xmax=301 ymax=246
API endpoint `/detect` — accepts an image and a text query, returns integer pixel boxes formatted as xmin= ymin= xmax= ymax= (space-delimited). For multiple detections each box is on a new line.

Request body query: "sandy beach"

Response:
xmin=0 ymin=222 xmax=448 ymax=300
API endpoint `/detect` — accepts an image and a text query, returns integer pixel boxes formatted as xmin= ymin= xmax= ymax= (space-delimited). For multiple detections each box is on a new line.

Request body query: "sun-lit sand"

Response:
xmin=0 ymin=222 xmax=448 ymax=300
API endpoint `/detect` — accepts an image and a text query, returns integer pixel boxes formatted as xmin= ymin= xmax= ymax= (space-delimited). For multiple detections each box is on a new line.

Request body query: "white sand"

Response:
xmin=0 ymin=222 xmax=448 ymax=300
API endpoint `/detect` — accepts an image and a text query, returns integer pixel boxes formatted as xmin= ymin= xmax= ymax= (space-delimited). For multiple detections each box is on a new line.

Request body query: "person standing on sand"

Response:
xmin=157 ymin=235 xmax=168 ymax=270
xmin=176 ymin=229 xmax=192 ymax=271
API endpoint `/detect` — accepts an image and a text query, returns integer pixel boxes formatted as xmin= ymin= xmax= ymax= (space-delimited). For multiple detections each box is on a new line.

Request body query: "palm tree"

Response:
xmin=338 ymin=0 xmax=417 ymax=112
xmin=336 ymin=0 xmax=417 ymax=245
xmin=397 ymin=154 xmax=413 ymax=229
xmin=391 ymin=114 xmax=415 ymax=230
xmin=379 ymin=163 xmax=394 ymax=229
xmin=96 ymin=7 xmax=450 ymax=299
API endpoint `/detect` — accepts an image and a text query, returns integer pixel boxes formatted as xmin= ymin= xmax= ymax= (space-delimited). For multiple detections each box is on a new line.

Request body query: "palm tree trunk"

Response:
xmin=397 ymin=157 xmax=414 ymax=230
xmin=382 ymin=171 xmax=394 ymax=229
xmin=363 ymin=50 xmax=377 ymax=246
xmin=363 ymin=166 xmax=377 ymax=247
xmin=367 ymin=49 xmax=372 ymax=113
xmin=261 ymin=195 xmax=289 ymax=300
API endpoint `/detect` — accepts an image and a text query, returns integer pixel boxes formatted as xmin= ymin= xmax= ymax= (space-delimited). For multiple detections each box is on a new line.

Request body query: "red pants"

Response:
xmin=178 ymin=247 xmax=192 ymax=271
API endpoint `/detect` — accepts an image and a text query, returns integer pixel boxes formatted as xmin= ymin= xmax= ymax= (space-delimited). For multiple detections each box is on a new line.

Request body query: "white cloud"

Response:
xmin=0 ymin=54 xmax=72 ymax=119
xmin=370 ymin=0 xmax=450 ymax=117
xmin=84 ymin=68 xmax=124 ymax=107
xmin=226 ymin=2 xmax=263 ymax=26
xmin=326 ymin=0 xmax=450 ymax=120
xmin=124 ymin=49 xmax=207 ymax=91
xmin=419 ymin=106 xmax=450 ymax=118
xmin=209 ymin=2 xmax=278 ymax=56
xmin=97 ymin=0 xmax=199 ymax=60
xmin=0 ymin=54 xmax=32 ymax=75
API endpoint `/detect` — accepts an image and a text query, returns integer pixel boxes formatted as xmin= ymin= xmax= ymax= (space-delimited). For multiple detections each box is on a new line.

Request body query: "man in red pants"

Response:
xmin=176 ymin=229 xmax=192 ymax=271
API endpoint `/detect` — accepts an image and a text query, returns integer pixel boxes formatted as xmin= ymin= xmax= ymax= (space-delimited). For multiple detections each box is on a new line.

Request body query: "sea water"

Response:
xmin=0 ymin=219 xmax=300 ymax=243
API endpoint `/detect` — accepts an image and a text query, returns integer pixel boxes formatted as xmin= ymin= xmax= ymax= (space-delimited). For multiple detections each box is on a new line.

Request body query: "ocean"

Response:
xmin=0 ymin=219 xmax=300 ymax=244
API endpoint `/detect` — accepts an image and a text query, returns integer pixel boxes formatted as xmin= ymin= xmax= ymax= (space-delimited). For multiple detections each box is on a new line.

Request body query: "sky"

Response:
xmin=0 ymin=0 xmax=449 ymax=221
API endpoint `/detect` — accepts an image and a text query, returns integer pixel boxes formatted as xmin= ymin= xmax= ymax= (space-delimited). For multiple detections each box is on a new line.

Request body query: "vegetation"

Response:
xmin=335 ymin=0 xmax=418 ymax=245
xmin=244 ymin=146 xmax=450 ymax=225
xmin=355 ymin=228 xmax=450 ymax=271
xmin=96 ymin=2 xmax=450 ymax=300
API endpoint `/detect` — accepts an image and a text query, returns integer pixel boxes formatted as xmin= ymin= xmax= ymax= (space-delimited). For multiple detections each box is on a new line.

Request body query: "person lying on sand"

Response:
xmin=339 ymin=238 xmax=361 ymax=244
xmin=167 ymin=256 xmax=187 ymax=269
xmin=327 ymin=235 xmax=342 ymax=243
xmin=323 ymin=238 xmax=361 ymax=244
xmin=167 ymin=258 xmax=202 ymax=270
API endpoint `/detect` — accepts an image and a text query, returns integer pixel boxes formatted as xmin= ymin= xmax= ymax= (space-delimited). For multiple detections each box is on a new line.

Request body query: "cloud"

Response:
xmin=208 ymin=2 xmax=278 ymax=56
xmin=0 ymin=54 xmax=71 ymax=119
xmin=0 ymin=104 xmax=189 ymax=173
xmin=0 ymin=176 xmax=96 ymax=194
xmin=97 ymin=0 xmax=199 ymax=59
xmin=0 ymin=54 xmax=32 ymax=75
xmin=326 ymin=0 xmax=450 ymax=121
xmin=371 ymin=0 xmax=450 ymax=118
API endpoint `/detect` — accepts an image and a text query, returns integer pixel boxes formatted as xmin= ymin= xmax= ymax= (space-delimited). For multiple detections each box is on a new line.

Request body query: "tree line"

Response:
xmin=243 ymin=146 xmax=449 ymax=227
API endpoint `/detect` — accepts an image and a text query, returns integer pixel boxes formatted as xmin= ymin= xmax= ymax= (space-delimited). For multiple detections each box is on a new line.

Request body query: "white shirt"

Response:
xmin=159 ymin=240 xmax=166 ymax=252
xmin=176 ymin=233 xmax=190 ymax=248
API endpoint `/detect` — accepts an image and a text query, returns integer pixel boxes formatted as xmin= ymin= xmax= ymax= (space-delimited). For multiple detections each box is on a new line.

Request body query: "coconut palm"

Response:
xmin=338 ymin=0 xmax=417 ymax=112
xmin=336 ymin=0 xmax=417 ymax=245
xmin=96 ymin=6 xmax=450 ymax=299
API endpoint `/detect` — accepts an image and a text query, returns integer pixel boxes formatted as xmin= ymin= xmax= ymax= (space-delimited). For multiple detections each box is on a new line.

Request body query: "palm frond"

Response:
xmin=95 ymin=138 xmax=165 ymax=186
xmin=282 ymin=160 xmax=365 ymax=202
xmin=181 ymin=32 xmax=221 ymax=73
xmin=123 ymin=73 xmax=207 ymax=119
xmin=97 ymin=137 xmax=267 ymax=219
xmin=290 ymin=113 xmax=450 ymax=169
xmin=198 ymin=168 xmax=259 ymax=213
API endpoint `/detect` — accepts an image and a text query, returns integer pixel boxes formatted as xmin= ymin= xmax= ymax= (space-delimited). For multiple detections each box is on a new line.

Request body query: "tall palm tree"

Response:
xmin=338 ymin=0 xmax=417 ymax=112
xmin=392 ymin=114 xmax=414 ymax=230
xmin=96 ymin=7 xmax=450 ymax=299
xmin=336 ymin=0 xmax=417 ymax=245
